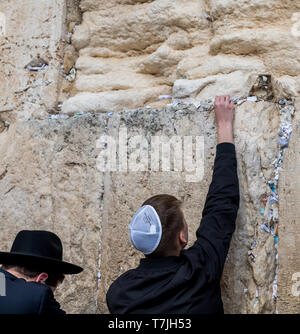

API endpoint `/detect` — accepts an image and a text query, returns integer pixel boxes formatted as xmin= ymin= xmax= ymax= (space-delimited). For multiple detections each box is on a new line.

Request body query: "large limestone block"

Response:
xmin=278 ymin=98 xmax=300 ymax=313
xmin=97 ymin=100 xmax=281 ymax=314
xmin=173 ymin=71 xmax=257 ymax=100
xmin=209 ymin=29 xmax=300 ymax=77
xmin=61 ymin=86 xmax=171 ymax=114
xmin=75 ymin=56 xmax=143 ymax=75
xmin=0 ymin=0 xmax=65 ymax=121
xmin=177 ymin=55 xmax=266 ymax=80
xmin=73 ymin=0 xmax=208 ymax=53
xmin=75 ymin=72 xmax=166 ymax=92
xmin=0 ymin=114 xmax=107 ymax=313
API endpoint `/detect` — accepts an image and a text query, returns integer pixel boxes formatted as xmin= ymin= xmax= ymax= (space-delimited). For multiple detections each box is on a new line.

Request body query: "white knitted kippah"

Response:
xmin=129 ymin=205 xmax=162 ymax=255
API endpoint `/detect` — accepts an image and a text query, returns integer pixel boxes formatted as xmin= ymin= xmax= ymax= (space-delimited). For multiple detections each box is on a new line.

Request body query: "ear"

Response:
xmin=179 ymin=230 xmax=188 ymax=247
xmin=35 ymin=272 xmax=48 ymax=285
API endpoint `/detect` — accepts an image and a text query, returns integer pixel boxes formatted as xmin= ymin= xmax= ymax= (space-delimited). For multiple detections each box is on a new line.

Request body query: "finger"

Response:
xmin=216 ymin=96 xmax=223 ymax=104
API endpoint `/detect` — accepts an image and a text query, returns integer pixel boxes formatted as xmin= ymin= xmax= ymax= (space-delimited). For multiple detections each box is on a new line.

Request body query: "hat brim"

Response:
xmin=0 ymin=252 xmax=83 ymax=275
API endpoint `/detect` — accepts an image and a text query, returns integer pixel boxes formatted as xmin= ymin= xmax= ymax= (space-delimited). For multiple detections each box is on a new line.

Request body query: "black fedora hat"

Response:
xmin=0 ymin=230 xmax=83 ymax=274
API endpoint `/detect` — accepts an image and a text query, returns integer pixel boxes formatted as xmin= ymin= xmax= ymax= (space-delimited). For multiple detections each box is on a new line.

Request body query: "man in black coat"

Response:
xmin=106 ymin=95 xmax=240 ymax=314
xmin=0 ymin=230 xmax=83 ymax=314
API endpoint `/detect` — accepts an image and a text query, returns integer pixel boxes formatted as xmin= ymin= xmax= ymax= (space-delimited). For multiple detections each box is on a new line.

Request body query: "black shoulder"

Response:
xmin=25 ymin=282 xmax=66 ymax=314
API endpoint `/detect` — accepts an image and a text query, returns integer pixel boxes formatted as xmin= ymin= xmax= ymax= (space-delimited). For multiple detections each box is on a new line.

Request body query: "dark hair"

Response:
xmin=1 ymin=264 xmax=64 ymax=288
xmin=142 ymin=194 xmax=184 ymax=257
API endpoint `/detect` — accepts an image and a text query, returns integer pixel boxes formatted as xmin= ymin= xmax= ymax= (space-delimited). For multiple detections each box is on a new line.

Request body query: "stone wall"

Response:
xmin=0 ymin=0 xmax=300 ymax=314
xmin=0 ymin=114 xmax=106 ymax=313
xmin=0 ymin=0 xmax=65 ymax=122
xmin=62 ymin=0 xmax=300 ymax=113
xmin=278 ymin=98 xmax=300 ymax=314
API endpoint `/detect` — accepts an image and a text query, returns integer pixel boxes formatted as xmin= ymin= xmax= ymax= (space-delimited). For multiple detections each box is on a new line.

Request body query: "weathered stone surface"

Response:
xmin=0 ymin=0 xmax=300 ymax=315
xmin=0 ymin=0 xmax=65 ymax=121
xmin=173 ymin=71 xmax=257 ymax=100
xmin=278 ymin=98 xmax=300 ymax=313
xmin=62 ymin=87 xmax=171 ymax=114
xmin=0 ymin=114 xmax=107 ymax=313
xmin=97 ymin=100 xmax=281 ymax=314
xmin=0 ymin=99 xmax=287 ymax=314
xmin=60 ymin=0 xmax=300 ymax=112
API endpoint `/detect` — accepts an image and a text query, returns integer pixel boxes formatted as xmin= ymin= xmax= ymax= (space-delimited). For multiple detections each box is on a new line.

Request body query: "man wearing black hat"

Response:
xmin=0 ymin=230 xmax=83 ymax=314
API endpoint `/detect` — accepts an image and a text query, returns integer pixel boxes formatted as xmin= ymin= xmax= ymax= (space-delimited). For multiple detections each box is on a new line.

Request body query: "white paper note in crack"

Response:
xmin=0 ymin=12 xmax=6 ymax=37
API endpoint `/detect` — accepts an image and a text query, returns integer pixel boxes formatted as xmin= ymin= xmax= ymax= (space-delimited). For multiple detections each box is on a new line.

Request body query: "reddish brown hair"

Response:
xmin=142 ymin=194 xmax=184 ymax=257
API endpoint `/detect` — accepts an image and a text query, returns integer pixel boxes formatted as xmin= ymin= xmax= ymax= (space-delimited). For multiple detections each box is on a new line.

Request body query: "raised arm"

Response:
xmin=184 ymin=95 xmax=239 ymax=280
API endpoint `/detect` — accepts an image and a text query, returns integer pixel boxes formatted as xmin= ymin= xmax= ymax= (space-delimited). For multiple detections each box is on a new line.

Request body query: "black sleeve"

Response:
xmin=183 ymin=142 xmax=240 ymax=281
xmin=39 ymin=287 xmax=66 ymax=315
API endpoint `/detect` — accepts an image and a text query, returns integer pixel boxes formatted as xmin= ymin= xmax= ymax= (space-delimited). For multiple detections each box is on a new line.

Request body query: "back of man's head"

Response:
xmin=142 ymin=194 xmax=184 ymax=257
xmin=2 ymin=263 xmax=64 ymax=289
